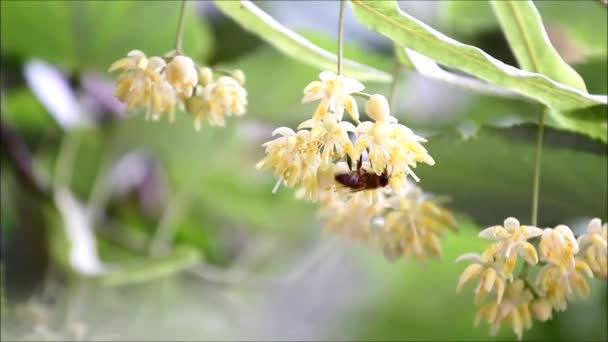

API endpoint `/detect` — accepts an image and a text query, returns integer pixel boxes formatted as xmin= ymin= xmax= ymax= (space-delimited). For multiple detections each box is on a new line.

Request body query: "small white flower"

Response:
xmin=478 ymin=217 xmax=542 ymax=279
xmin=302 ymin=70 xmax=364 ymax=121
xmin=539 ymin=224 xmax=579 ymax=272
xmin=354 ymin=120 xmax=434 ymax=185
xmin=535 ymin=258 xmax=593 ymax=311
xmin=577 ymin=218 xmax=607 ymax=279
xmin=256 ymin=127 xmax=319 ymax=195
xmin=298 ymin=114 xmax=356 ymax=167
xmin=165 ymin=55 xmax=198 ymax=97
xmin=109 ymin=51 xmax=177 ymax=121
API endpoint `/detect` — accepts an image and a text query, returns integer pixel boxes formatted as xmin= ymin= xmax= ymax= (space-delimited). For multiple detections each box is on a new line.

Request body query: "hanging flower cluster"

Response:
xmin=257 ymin=70 xmax=456 ymax=262
xmin=456 ymin=217 xmax=607 ymax=340
xmin=321 ymin=183 xmax=456 ymax=262
xmin=108 ymin=50 xmax=247 ymax=130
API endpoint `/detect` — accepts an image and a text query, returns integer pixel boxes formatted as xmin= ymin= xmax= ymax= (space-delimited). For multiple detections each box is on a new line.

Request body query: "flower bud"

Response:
xmin=232 ymin=69 xmax=245 ymax=85
xmin=198 ymin=67 xmax=213 ymax=86
xmin=166 ymin=55 xmax=198 ymax=97
xmin=530 ymin=299 xmax=553 ymax=321
xmin=365 ymin=94 xmax=390 ymax=122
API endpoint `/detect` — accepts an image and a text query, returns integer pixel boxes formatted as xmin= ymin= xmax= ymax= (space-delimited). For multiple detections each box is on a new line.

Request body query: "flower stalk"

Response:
xmin=174 ymin=0 xmax=187 ymax=55
xmin=337 ymin=0 xmax=346 ymax=75
xmin=531 ymin=110 xmax=545 ymax=227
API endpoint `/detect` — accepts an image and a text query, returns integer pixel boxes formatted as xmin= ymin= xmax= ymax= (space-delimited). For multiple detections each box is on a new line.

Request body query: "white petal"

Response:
xmin=302 ymin=91 xmax=325 ymax=103
xmin=525 ymin=226 xmax=543 ymax=238
xmin=341 ymin=76 xmax=365 ymax=93
xmin=272 ymin=127 xmax=296 ymax=137
xmin=297 ymin=119 xmax=317 ymax=130
xmin=588 ymin=218 xmax=602 ymax=234
xmin=319 ymin=70 xmax=336 ymax=82
xmin=339 ymin=121 xmax=356 ymax=132
xmin=356 ymin=121 xmax=374 ymax=133
xmin=504 ymin=217 xmax=520 ymax=231
xmin=455 ymin=253 xmax=483 ymax=263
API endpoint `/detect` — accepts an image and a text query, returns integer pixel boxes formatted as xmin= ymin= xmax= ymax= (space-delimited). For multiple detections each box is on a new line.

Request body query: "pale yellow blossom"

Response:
xmin=530 ymin=298 xmax=553 ymax=322
xmin=539 ymin=225 xmax=578 ymax=273
xmin=478 ymin=217 xmax=542 ymax=279
xmin=256 ymin=127 xmax=319 ymax=195
xmin=577 ymin=218 xmax=607 ymax=279
xmin=455 ymin=254 xmax=507 ymax=304
xmin=354 ymin=120 xmax=434 ymax=182
xmin=474 ymin=279 xmax=534 ymax=341
xmin=378 ymin=187 xmax=455 ymax=262
xmin=535 ymin=258 xmax=593 ymax=311
xmin=186 ymin=76 xmax=248 ymax=128
xmin=165 ymin=55 xmax=198 ymax=97
xmin=109 ymin=51 xmax=177 ymax=121
xmin=302 ymin=71 xmax=364 ymax=121
xmin=298 ymin=114 xmax=356 ymax=167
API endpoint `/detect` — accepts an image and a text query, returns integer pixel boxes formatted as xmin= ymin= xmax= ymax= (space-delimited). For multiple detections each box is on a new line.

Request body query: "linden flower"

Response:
xmin=302 ymin=70 xmax=364 ymax=121
xmin=478 ymin=217 xmax=542 ymax=279
xmin=474 ymin=279 xmax=534 ymax=341
xmin=321 ymin=190 xmax=385 ymax=243
xmin=379 ymin=187 xmax=455 ymax=262
xmin=456 ymin=254 xmax=507 ymax=304
xmin=354 ymin=95 xmax=434 ymax=183
xmin=577 ymin=218 xmax=607 ymax=279
xmin=165 ymin=55 xmax=198 ymax=97
xmin=109 ymin=51 xmax=177 ymax=122
xmin=298 ymin=114 xmax=356 ymax=167
xmin=536 ymin=259 xmax=594 ymax=311
xmin=256 ymin=127 xmax=319 ymax=194
xmin=186 ymin=76 xmax=248 ymax=129
xmin=539 ymin=225 xmax=579 ymax=273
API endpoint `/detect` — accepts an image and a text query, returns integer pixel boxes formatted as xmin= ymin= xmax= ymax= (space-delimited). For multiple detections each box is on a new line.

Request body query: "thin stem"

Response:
xmin=337 ymin=0 xmax=346 ymax=75
xmin=174 ymin=0 xmax=187 ymax=55
xmin=531 ymin=110 xmax=545 ymax=227
xmin=388 ymin=58 xmax=401 ymax=109
xmin=353 ymin=91 xmax=372 ymax=99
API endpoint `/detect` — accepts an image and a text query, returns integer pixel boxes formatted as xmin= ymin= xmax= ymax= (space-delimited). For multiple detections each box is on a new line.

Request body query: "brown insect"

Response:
xmin=334 ymin=155 xmax=390 ymax=191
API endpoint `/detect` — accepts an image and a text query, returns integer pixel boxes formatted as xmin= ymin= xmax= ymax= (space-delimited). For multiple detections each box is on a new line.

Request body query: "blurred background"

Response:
xmin=0 ymin=0 xmax=606 ymax=341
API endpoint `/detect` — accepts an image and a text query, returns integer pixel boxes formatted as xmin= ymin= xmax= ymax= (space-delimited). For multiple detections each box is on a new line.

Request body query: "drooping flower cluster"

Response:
xmin=257 ymin=70 xmax=455 ymax=262
xmin=456 ymin=217 xmax=606 ymax=340
xmin=108 ymin=50 xmax=247 ymax=130
xmin=257 ymin=71 xmax=434 ymax=200
xmin=321 ymin=183 xmax=456 ymax=262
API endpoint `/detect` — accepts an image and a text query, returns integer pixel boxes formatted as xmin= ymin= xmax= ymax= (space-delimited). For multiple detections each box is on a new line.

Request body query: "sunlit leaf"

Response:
xmin=349 ymin=1 xmax=607 ymax=141
xmin=213 ymin=0 xmax=391 ymax=83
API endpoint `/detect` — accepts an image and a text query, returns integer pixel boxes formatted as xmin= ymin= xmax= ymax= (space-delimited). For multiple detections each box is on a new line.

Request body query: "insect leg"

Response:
xmin=357 ymin=154 xmax=363 ymax=170
xmin=346 ymin=154 xmax=353 ymax=171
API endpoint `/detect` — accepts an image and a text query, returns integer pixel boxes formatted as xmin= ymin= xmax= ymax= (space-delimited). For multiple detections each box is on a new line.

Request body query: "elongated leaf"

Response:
xmin=213 ymin=0 xmax=391 ymax=83
xmin=401 ymin=48 xmax=521 ymax=99
xmin=349 ymin=1 xmax=607 ymax=140
xmin=440 ymin=0 xmax=607 ymax=59
xmin=490 ymin=0 xmax=587 ymax=91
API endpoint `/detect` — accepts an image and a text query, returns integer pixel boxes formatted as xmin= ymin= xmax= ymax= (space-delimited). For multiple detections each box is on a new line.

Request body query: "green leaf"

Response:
xmin=212 ymin=0 xmax=391 ymax=83
xmin=0 ymin=1 xmax=213 ymax=71
xmin=417 ymin=125 xmax=607 ymax=226
xmin=490 ymin=0 xmax=587 ymax=91
xmin=99 ymin=246 xmax=202 ymax=287
xmin=349 ymin=0 xmax=607 ymax=141
xmin=440 ymin=0 xmax=607 ymax=59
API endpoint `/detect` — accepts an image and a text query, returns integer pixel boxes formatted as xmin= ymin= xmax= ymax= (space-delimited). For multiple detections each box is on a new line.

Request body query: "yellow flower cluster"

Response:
xmin=108 ymin=50 xmax=247 ymax=130
xmin=256 ymin=70 xmax=454 ymax=262
xmin=456 ymin=217 xmax=606 ymax=340
xmin=321 ymin=183 xmax=456 ymax=262
xmin=256 ymin=70 xmax=435 ymax=200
